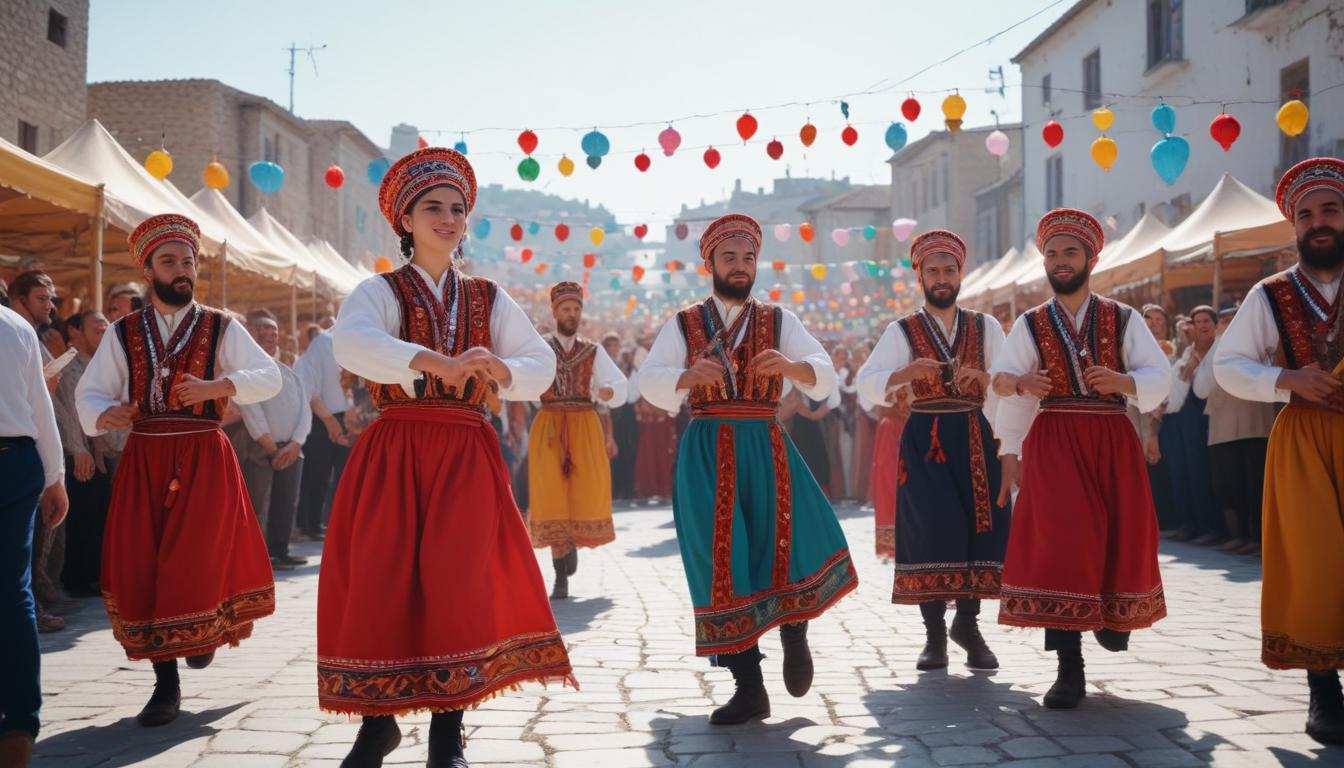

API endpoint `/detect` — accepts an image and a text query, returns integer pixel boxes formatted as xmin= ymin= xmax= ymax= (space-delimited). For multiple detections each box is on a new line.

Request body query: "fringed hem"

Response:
xmin=1263 ymin=632 xmax=1344 ymax=671
xmin=318 ymin=672 xmax=579 ymax=717
xmin=106 ymin=585 xmax=275 ymax=662
xmin=997 ymin=588 xmax=1167 ymax=633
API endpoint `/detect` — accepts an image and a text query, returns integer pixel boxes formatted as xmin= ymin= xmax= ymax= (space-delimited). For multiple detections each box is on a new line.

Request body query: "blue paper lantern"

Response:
xmin=248 ymin=161 xmax=285 ymax=194
xmin=581 ymin=130 xmax=611 ymax=158
xmin=661 ymin=272 xmax=672 ymax=284
xmin=1150 ymin=135 xmax=1190 ymax=185
xmin=473 ymin=219 xmax=491 ymax=239
xmin=1150 ymin=102 xmax=1177 ymax=134
xmin=527 ymin=221 xmax=541 ymax=236
xmin=586 ymin=155 xmax=602 ymax=169
xmin=884 ymin=122 xmax=908 ymax=152
xmin=608 ymin=276 xmax=621 ymax=290
xmin=366 ymin=157 xmax=390 ymax=185
xmin=453 ymin=139 xmax=468 ymax=154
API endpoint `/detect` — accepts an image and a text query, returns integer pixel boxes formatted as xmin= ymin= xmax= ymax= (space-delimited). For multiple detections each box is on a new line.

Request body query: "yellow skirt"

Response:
xmin=1262 ymin=403 xmax=1344 ymax=670
xmin=527 ymin=406 xmax=615 ymax=556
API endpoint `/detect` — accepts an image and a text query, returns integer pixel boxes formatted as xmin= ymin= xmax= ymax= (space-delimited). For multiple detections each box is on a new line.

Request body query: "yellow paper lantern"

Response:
xmin=1090 ymin=136 xmax=1118 ymax=170
xmin=558 ymin=155 xmax=575 ymax=177
xmin=374 ymin=256 xmax=393 ymax=273
xmin=144 ymin=149 xmax=173 ymax=180
xmin=589 ymin=226 xmax=605 ymax=247
xmin=809 ymin=264 xmax=827 ymax=280
xmin=941 ymin=93 xmax=967 ymax=132
xmin=1091 ymin=106 xmax=1114 ymax=131
xmin=203 ymin=160 xmax=230 ymax=190
xmin=1277 ymin=99 xmax=1309 ymax=137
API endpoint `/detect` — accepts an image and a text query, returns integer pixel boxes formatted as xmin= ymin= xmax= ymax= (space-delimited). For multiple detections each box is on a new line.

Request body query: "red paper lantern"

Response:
xmin=520 ymin=248 xmax=534 ymax=263
xmin=517 ymin=129 xmax=538 ymax=155
xmin=554 ymin=222 xmax=570 ymax=241
xmin=323 ymin=165 xmax=345 ymax=189
xmin=675 ymin=223 xmax=689 ymax=240
xmin=703 ymin=146 xmax=721 ymax=169
xmin=582 ymin=270 xmax=590 ymax=284
xmin=509 ymin=223 xmax=524 ymax=241
xmin=841 ymin=125 xmax=859 ymax=146
xmin=736 ymin=112 xmax=758 ymax=142
xmin=766 ymin=138 xmax=784 ymax=160
xmin=633 ymin=224 xmax=648 ymax=240
xmin=634 ymin=152 xmax=651 ymax=172
xmin=1209 ymin=113 xmax=1241 ymax=152
xmin=799 ymin=222 xmax=814 ymax=242
xmin=583 ymin=253 xmax=597 ymax=268
xmin=1042 ymin=120 xmax=1064 ymax=148
xmin=772 ymin=260 xmax=786 ymax=272
xmin=632 ymin=265 xmax=646 ymax=283
xmin=799 ymin=123 xmax=817 ymax=147
xmin=769 ymin=287 xmax=783 ymax=302
xmin=901 ymin=97 xmax=921 ymax=122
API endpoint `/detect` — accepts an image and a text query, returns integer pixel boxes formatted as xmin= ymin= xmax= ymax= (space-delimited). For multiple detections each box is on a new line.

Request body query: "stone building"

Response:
xmin=0 ymin=0 xmax=88 ymax=154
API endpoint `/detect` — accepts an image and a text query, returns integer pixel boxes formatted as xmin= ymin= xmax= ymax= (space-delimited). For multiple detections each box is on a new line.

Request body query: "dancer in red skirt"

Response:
xmin=319 ymin=147 xmax=574 ymax=768
xmin=990 ymin=208 xmax=1172 ymax=709
xmin=75 ymin=214 xmax=282 ymax=727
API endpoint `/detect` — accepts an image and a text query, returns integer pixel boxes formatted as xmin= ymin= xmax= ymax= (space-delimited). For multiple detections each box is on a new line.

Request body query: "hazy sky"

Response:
xmin=88 ymin=0 xmax=1070 ymax=232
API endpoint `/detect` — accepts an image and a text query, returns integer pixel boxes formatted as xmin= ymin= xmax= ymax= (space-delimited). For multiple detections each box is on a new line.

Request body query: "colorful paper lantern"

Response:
xmin=772 ymin=259 xmax=786 ymax=272
xmin=1090 ymin=135 xmax=1118 ymax=171
xmin=247 ymin=161 xmax=285 ymax=193
xmin=736 ymin=112 xmax=758 ymax=142
xmin=581 ymin=129 xmax=610 ymax=167
xmin=1150 ymin=135 xmax=1189 ymax=185
xmin=773 ymin=224 xmax=791 ymax=242
xmin=374 ymin=256 xmax=393 ymax=273
xmin=634 ymin=152 xmax=651 ymax=172
xmin=517 ymin=156 xmax=540 ymax=182
xmin=632 ymin=265 xmax=645 ymax=283
xmin=675 ymin=223 xmax=689 ymax=240
xmin=1277 ymin=99 xmax=1309 ymax=137
xmin=633 ymin=224 xmax=648 ymax=240
xmin=203 ymin=159 xmax=229 ymax=190
xmin=799 ymin=222 xmax=814 ymax=243
xmin=841 ymin=125 xmax=859 ymax=146
xmin=831 ymin=229 xmax=850 ymax=247
xmin=1150 ymin=102 xmax=1176 ymax=134
xmin=769 ymin=287 xmax=782 ymax=302
xmin=527 ymin=221 xmax=540 ymax=236
xmin=323 ymin=165 xmax=345 ymax=189
xmin=510 ymin=223 xmax=524 ymax=241
xmin=534 ymin=262 xmax=548 ymax=274
xmin=901 ymin=97 xmax=921 ymax=122
xmin=417 ymin=136 xmax=428 ymax=149
xmin=1092 ymin=106 xmax=1114 ymax=131
xmin=891 ymin=218 xmax=917 ymax=242
xmin=367 ymin=157 xmax=390 ymax=184
xmin=1042 ymin=120 xmax=1064 ymax=148
xmin=520 ymin=247 xmax=534 ymax=264
xmin=766 ymin=138 xmax=784 ymax=160
xmin=703 ymin=146 xmax=721 ymax=169
xmin=885 ymin=123 xmax=908 ymax=152
xmin=554 ymin=222 xmax=570 ymax=241
xmin=942 ymin=93 xmax=967 ymax=132
xmin=658 ymin=126 xmax=681 ymax=156
xmin=1209 ymin=113 xmax=1240 ymax=152
xmin=589 ymin=226 xmax=605 ymax=247
xmin=809 ymin=264 xmax=827 ymax=280
xmin=453 ymin=139 xmax=468 ymax=154
xmin=985 ymin=130 xmax=1010 ymax=157
xmin=583 ymin=253 xmax=597 ymax=268
xmin=800 ymin=122 xmax=817 ymax=147
xmin=862 ymin=225 xmax=877 ymax=241
xmin=558 ymin=155 xmax=575 ymax=177
xmin=517 ymin=129 xmax=538 ymax=155
xmin=792 ymin=289 xmax=806 ymax=303
xmin=144 ymin=149 xmax=173 ymax=180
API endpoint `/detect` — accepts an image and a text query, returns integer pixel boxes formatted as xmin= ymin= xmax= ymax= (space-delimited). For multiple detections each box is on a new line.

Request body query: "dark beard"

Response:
xmin=556 ymin=317 xmax=579 ymax=336
xmin=1299 ymin=227 xmax=1344 ymax=271
xmin=713 ymin=272 xmax=754 ymax=300
xmin=1047 ymin=264 xmax=1090 ymax=296
xmin=923 ymin=284 xmax=959 ymax=310
xmin=152 ymin=277 xmax=193 ymax=307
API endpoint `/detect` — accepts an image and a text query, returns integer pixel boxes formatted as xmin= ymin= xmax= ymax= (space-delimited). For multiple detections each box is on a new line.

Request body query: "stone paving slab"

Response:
xmin=30 ymin=502 xmax=1344 ymax=766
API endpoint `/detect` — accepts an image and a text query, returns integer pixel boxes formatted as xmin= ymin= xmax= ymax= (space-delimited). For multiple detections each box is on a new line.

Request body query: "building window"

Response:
xmin=1082 ymin=49 xmax=1102 ymax=109
xmin=263 ymin=137 xmax=274 ymax=162
xmin=1147 ymin=0 xmax=1183 ymax=69
xmin=17 ymin=120 xmax=39 ymax=153
xmin=1246 ymin=0 xmax=1286 ymax=13
xmin=47 ymin=8 xmax=67 ymax=48
xmin=1041 ymin=74 xmax=1052 ymax=105
xmin=1279 ymin=58 xmax=1309 ymax=172
xmin=1045 ymin=155 xmax=1064 ymax=210
xmin=976 ymin=206 xmax=998 ymax=263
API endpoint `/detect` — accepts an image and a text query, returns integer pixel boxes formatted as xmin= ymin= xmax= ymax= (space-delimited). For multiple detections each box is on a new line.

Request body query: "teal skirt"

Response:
xmin=673 ymin=415 xmax=857 ymax=656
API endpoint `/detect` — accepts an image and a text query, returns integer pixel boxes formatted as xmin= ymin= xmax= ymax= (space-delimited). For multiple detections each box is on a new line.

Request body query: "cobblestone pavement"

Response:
xmin=31 ymin=501 xmax=1344 ymax=766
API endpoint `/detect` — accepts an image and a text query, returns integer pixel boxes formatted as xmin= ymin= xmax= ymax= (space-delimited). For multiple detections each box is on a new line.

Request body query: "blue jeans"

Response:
xmin=0 ymin=436 xmax=43 ymax=738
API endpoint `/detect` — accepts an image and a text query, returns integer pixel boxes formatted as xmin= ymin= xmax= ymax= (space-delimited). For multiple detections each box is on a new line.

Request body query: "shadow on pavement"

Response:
xmin=34 ymin=703 xmax=246 ymax=767
xmin=1158 ymin=540 xmax=1262 ymax=584
xmin=549 ymin=595 xmax=615 ymax=635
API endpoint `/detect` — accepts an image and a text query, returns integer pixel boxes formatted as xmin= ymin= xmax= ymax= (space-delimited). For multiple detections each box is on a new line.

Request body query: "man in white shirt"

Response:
xmin=1212 ymin=156 xmax=1344 ymax=745
xmin=230 ymin=309 xmax=312 ymax=572
xmin=75 ymin=213 xmax=281 ymax=728
xmin=0 ymin=304 xmax=68 ymax=767
xmin=990 ymin=208 xmax=1171 ymax=710
xmin=294 ymin=327 xmax=350 ymax=541
xmin=855 ymin=230 xmax=1010 ymax=674
xmin=527 ymin=282 xmax=627 ymax=599
xmin=640 ymin=213 xmax=856 ymax=725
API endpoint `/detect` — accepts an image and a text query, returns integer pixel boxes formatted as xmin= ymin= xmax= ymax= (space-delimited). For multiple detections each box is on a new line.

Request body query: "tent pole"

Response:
xmin=290 ymin=274 xmax=298 ymax=347
xmin=92 ymin=184 xmax=105 ymax=311
xmin=1211 ymin=233 xmax=1223 ymax=309
xmin=220 ymin=241 xmax=228 ymax=311
xmin=311 ymin=271 xmax=318 ymax=322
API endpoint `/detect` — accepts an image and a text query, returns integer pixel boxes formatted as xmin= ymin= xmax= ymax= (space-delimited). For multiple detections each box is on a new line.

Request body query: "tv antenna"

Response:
xmin=985 ymin=65 xmax=1006 ymax=98
xmin=285 ymin=42 xmax=327 ymax=114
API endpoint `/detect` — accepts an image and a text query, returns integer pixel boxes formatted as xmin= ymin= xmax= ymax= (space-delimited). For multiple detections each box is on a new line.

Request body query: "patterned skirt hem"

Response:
xmin=997 ymin=586 xmax=1167 ymax=632
xmin=891 ymin=564 xmax=1002 ymax=604
xmin=105 ymin=585 xmax=275 ymax=662
xmin=1262 ymin=632 xmax=1344 ymax=671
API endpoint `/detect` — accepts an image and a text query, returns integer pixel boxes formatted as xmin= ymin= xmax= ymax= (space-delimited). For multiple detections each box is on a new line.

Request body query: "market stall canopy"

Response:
xmin=0 ymin=134 xmax=102 ymax=262
xmin=1085 ymin=212 xmax=1172 ymax=293
xmin=189 ymin=187 xmax=320 ymax=294
xmin=250 ymin=208 xmax=361 ymax=296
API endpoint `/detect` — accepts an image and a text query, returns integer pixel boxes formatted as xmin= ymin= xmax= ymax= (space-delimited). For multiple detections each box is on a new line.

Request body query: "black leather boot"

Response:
xmin=710 ymin=648 xmax=770 ymax=725
xmin=1307 ymin=670 xmax=1344 ymax=746
xmin=136 ymin=661 xmax=181 ymax=727
xmin=340 ymin=716 xmax=402 ymax=768
xmin=427 ymin=710 xmax=469 ymax=767
xmin=563 ymin=546 xmax=578 ymax=576
xmin=779 ymin=621 xmax=814 ymax=697
xmin=550 ymin=559 xmax=568 ymax=600
xmin=948 ymin=599 xmax=998 ymax=670
xmin=1093 ymin=628 xmax=1130 ymax=653
xmin=916 ymin=601 xmax=949 ymax=670
xmin=1043 ymin=651 xmax=1086 ymax=709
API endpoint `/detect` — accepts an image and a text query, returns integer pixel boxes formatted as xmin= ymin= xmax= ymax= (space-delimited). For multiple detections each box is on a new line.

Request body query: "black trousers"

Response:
xmin=61 ymin=463 xmax=110 ymax=594
xmin=241 ymin=452 xmax=305 ymax=558
xmin=1209 ymin=438 xmax=1268 ymax=543
xmin=297 ymin=414 xmax=349 ymax=534
xmin=610 ymin=406 xmax=638 ymax=500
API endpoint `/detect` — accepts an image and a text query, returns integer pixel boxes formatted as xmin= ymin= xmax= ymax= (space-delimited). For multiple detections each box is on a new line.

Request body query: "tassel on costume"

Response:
xmin=925 ymin=416 xmax=947 ymax=464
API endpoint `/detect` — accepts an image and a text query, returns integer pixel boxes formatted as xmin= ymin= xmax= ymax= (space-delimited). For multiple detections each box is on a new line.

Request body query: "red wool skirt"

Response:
xmin=317 ymin=404 xmax=575 ymax=715
xmin=102 ymin=418 xmax=275 ymax=662
xmin=870 ymin=414 xmax=904 ymax=558
xmin=998 ymin=410 xmax=1166 ymax=632
xmin=634 ymin=410 xmax=677 ymax=499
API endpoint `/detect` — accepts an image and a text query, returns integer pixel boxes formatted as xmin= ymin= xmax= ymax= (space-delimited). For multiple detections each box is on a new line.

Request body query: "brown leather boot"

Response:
xmin=340 ymin=716 xmax=402 ymax=768
xmin=779 ymin=622 xmax=814 ymax=697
